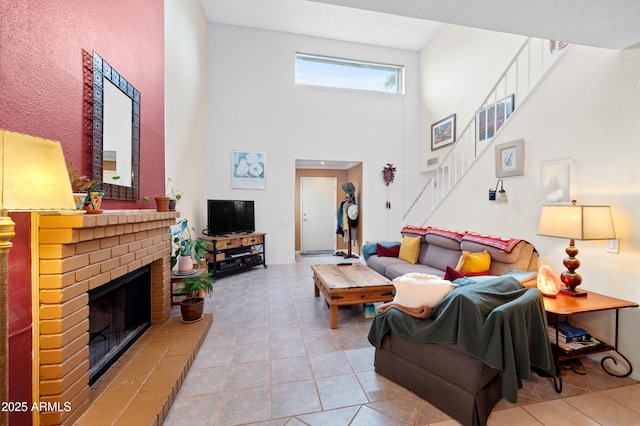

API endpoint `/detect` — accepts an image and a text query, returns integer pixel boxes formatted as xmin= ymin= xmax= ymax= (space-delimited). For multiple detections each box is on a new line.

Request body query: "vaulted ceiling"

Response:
xmin=200 ymin=0 xmax=640 ymax=51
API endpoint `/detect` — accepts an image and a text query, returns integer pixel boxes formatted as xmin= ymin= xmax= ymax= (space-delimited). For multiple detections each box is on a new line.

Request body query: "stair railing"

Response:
xmin=403 ymin=37 xmax=568 ymax=226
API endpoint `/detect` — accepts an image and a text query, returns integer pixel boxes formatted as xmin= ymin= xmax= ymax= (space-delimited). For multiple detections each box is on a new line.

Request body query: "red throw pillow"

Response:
xmin=376 ymin=243 xmax=400 ymax=258
xmin=444 ymin=266 xmax=490 ymax=281
xmin=444 ymin=266 xmax=464 ymax=281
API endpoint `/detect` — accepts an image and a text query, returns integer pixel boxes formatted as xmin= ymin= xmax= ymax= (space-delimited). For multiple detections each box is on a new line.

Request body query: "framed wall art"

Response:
xmin=541 ymin=158 xmax=575 ymax=203
xmin=495 ymin=138 xmax=524 ymax=178
xmin=231 ymin=150 xmax=267 ymax=189
xmin=478 ymin=94 xmax=515 ymax=142
xmin=431 ymin=114 xmax=456 ymax=150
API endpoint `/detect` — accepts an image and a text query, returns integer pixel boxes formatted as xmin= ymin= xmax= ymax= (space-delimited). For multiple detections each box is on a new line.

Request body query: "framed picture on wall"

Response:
xmin=495 ymin=138 xmax=524 ymax=177
xmin=541 ymin=158 xmax=575 ymax=202
xmin=431 ymin=114 xmax=456 ymax=150
xmin=478 ymin=94 xmax=515 ymax=142
xmin=231 ymin=150 xmax=267 ymax=189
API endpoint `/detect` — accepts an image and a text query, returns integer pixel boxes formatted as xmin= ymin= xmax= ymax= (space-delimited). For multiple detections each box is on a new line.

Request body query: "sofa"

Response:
xmin=364 ymin=227 xmax=553 ymax=426
xmin=364 ymin=226 xmax=539 ymax=282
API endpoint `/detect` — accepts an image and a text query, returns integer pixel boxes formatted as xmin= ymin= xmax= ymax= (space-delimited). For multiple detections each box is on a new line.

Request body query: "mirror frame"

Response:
xmin=92 ymin=51 xmax=140 ymax=200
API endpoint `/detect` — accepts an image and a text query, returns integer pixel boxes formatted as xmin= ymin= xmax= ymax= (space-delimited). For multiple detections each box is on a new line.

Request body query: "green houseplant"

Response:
xmin=165 ymin=178 xmax=182 ymax=211
xmin=172 ymin=218 xmax=207 ymax=272
xmin=143 ymin=178 xmax=182 ymax=211
xmin=176 ymin=272 xmax=215 ymax=322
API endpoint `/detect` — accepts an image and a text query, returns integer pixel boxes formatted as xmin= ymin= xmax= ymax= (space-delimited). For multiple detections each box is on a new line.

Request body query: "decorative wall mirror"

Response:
xmin=92 ymin=51 xmax=140 ymax=200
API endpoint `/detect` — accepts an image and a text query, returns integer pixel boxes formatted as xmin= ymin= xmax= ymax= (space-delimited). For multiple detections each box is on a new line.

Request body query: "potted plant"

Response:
xmin=83 ymin=181 xmax=105 ymax=213
xmin=165 ymin=178 xmax=182 ymax=211
xmin=67 ymin=162 xmax=93 ymax=210
xmin=176 ymin=272 xmax=215 ymax=322
xmin=171 ymin=218 xmax=207 ymax=273
xmin=143 ymin=178 xmax=182 ymax=212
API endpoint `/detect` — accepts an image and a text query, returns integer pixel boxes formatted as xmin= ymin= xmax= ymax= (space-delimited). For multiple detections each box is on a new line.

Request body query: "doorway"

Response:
xmin=300 ymin=177 xmax=337 ymax=254
xmin=294 ymin=161 xmax=362 ymax=255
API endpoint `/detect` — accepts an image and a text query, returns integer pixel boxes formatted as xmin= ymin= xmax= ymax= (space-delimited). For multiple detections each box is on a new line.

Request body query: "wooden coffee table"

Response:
xmin=312 ymin=263 xmax=394 ymax=329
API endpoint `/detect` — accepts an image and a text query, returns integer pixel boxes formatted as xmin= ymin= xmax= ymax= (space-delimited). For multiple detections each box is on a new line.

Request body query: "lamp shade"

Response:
xmin=1 ymin=130 xmax=76 ymax=211
xmin=537 ymin=204 xmax=616 ymax=240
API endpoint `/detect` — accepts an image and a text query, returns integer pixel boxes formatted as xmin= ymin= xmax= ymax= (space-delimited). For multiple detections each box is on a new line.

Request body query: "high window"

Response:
xmin=295 ymin=53 xmax=404 ymax=94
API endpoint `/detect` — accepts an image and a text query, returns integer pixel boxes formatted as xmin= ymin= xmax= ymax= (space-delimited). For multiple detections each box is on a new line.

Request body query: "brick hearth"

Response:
xmin=36 ymin=210 xmax=179 ymax=425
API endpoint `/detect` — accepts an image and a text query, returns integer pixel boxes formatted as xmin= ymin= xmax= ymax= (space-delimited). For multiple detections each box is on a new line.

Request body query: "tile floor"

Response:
xmin=164 ymin=254 xmax=640 ymax=426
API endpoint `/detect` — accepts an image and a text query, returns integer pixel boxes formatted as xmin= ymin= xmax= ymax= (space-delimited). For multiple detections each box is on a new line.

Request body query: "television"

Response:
xmin=206 ymin=199 xmax=255 ymax=236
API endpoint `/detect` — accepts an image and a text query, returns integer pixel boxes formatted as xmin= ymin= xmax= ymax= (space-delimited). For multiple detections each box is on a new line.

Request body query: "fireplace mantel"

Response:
xmin=36 ymin=209 xmax=178 ymax=425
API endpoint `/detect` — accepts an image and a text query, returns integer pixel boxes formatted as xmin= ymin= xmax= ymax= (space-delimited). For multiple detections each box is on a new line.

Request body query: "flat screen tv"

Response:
xmin=206 ymin=199 xmax=255 ymax=236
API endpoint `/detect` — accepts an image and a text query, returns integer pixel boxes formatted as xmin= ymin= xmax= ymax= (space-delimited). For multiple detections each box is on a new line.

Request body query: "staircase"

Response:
xmin=403 ymin=37 xmax=568 ymax=226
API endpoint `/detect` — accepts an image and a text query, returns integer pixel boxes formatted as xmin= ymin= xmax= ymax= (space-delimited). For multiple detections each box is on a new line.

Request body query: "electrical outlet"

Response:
xmin=606 ymin=238 xmax=620 ymax=254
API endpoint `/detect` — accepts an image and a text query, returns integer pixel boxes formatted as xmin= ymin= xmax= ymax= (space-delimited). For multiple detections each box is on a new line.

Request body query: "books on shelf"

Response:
xmin=548 ymin=321 xmax=607 ymax=355
xmin=547 ymin=325 xmax=591 ymax=343
xmin=553 ymin=321 xmax=591 ymax=339
xmin=554 ymin=335 xmax=607 ymax=355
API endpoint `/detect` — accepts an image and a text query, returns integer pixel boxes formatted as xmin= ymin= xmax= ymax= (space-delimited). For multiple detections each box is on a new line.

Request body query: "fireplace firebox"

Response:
xmin=88 ymin=265 xmax=151 ymax=384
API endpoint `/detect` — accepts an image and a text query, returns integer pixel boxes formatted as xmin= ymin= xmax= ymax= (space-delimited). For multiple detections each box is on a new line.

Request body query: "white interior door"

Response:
xmin=300 ymin=177 xmax=337 ymax=253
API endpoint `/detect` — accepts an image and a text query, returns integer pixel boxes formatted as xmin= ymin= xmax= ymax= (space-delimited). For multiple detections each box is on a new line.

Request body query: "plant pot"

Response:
xmin=180 ymin=297 xmax=204 ymax=322
xmin=73 ymin=192 xmax=87 ymax=210
xmin=83 ymin=190 xmax=105 ymax=214
xmin=177 ymin=255 xmax=193 ymax=273
xmin=155 ymin=196 xmax=170 ymax=212
xmin=168 ymin=199 xmax=177 ymax=211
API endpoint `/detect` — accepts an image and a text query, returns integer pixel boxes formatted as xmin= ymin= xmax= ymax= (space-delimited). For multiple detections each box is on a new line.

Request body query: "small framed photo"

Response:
xmin=431 ymin=114 xmax=456 ymax=150
xmin=541 ymin=158 xmax=575 ymax=202
xmin=495 ymin=138 xmax=524 ymax=178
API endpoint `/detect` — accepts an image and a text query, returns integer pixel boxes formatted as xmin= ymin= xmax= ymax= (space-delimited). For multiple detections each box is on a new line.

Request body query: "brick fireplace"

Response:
xmin=36 ymin=210 xmax=178 ymax=425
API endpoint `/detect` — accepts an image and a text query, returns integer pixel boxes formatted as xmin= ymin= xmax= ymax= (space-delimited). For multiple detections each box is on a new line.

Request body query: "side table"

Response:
xmin=170 ymin=268 xmax=208 ymax=306
xmin=543 ymin=290 xmax=638 ymax=393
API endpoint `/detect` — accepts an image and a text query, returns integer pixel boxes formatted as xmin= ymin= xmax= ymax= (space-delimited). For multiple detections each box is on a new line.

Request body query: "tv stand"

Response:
xmin=202 ymin=232 xmax=266 ymax=278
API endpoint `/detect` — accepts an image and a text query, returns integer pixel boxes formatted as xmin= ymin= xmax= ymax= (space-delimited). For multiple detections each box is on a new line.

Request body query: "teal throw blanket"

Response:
xmin=368 ymin=276 xmax=556 ymax=403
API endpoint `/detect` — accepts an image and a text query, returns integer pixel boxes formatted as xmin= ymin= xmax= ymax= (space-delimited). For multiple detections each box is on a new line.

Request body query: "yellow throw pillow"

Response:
xmin=456 ymin=250 xmax=491 ymax=273
xmin=398 ymin=236 xmax=421 ymax=264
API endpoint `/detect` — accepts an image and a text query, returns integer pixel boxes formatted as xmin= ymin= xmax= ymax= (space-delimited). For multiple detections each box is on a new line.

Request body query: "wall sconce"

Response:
xmin=489 ymin=179 xmax=508 ymax=203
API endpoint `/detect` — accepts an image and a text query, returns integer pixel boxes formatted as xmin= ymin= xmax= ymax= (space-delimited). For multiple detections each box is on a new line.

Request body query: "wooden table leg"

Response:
xmin=329 ymin=304 xmax=339 ymax=329
xmin=313 ymin=274 xmax=320 ymax=297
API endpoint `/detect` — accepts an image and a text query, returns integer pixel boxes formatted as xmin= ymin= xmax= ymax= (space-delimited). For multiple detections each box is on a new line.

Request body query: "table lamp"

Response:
xmin=537 ymin=200 xmax=616 ymax=297
xmin=0 ymin=130 xmax=76 ymax=423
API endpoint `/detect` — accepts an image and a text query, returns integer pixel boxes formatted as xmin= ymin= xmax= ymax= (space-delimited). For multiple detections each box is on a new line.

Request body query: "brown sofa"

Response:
xmin=365 ymin=227 xmax=545 ymax=426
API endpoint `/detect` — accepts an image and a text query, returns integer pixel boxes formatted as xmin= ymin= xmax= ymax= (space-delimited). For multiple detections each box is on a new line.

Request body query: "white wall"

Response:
xmin=207 ymin=23 xmax=423 ymax=264
xmin=422 ymin=27 xmax=640 ymax=379
xmin=164 ymin=0 xmax=208 ymax=230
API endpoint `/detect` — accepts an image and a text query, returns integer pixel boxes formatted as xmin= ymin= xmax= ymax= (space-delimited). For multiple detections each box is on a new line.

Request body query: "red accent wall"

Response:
xmin=0 ymin=1 xmax=165 ymax=423
xmin=7 ymin=213 xmax=32 ymax=426
xmin=0 ymin=0 xmax=165 ymax=208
